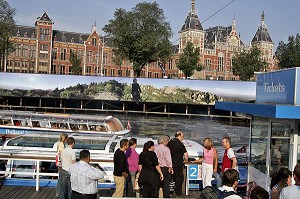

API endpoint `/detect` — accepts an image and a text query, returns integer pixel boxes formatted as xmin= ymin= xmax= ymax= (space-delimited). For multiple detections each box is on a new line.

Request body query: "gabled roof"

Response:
xmin=36 ymin=11 xmax=53 ymax=24
xmin=52 ymin=30 xmax=89 ymax=44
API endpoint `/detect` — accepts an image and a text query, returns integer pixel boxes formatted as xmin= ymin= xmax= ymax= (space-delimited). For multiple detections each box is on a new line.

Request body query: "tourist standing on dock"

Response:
xmin=125 ymin=138 xmax=140 ymax=197
xmin=154 ymin=135 xmax=173 ymax=198
xmin=112 ymin=139 xmax=129 ymax=197
xmin=221 ymin=136 xmax=237 ymax=172
xmin=271 ymin=167 xmax=292 ymax=199
xmin=192 ymin=137 xmax=218 ymax=188
xmin=131 ymin=78 xmax=141 ymax=104
xmin=218 ymin=169 xmax=242 ymax=199
xmin=56 ymin=133 xmax=68 ymax=197
xmin=137 ymin=141 xmax=164 ymax=198
xmin=167 ymin=131 xmax=188 ymax=197
xmin=280 ymin=163 xmax=300 ymax=199
xmin=69 ymin=150 xmax=104 ymax=199
xmin=59 ymin=137 xmax=76 ymax=199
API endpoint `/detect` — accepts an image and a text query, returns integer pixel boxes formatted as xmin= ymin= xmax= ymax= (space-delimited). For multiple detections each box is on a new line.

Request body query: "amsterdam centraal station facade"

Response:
xmin=0 ymin=0 xmax=276 ymax=80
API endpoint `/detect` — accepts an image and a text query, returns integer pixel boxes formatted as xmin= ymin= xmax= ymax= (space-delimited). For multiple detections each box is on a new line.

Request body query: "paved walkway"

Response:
xmin=0 ymin=186 xmax=201 ymax=199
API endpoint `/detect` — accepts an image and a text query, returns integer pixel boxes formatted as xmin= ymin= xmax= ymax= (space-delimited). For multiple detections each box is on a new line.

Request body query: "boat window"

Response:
xmin=105 ymin=117 xmax=124 ymax=132
xmin=73 ymin=138 xmax=109 ymax=150
xmin=2 ymin=119 xmax=13 ymax=125
xmin=109 ymin=142 xmax=117 ymax=153
xmin=50 ymin=122 xmax=68 ymax=129
xmin=70 ymin=123 xmax=79 ymax=130
xmin=6 ymin=137 xmax=57 ymax=148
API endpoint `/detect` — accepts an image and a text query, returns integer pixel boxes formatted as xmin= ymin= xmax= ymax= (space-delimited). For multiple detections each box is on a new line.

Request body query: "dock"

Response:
xmin=0 ymin=186 xmax=201 ymax=199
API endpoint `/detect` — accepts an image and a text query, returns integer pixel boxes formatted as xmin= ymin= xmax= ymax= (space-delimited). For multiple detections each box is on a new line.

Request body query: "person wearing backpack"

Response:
xmin=218 ymin=169 xmax=241 ymax=199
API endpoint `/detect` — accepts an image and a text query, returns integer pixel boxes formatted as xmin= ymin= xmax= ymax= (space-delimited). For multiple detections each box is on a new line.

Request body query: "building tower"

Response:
xmin=179 ymin=0 xmax=205 ymax=56
xmin=35 ymin=11 xmax=54 ymax=73
xmin=251 ymin=11 xmax=274 ymax=71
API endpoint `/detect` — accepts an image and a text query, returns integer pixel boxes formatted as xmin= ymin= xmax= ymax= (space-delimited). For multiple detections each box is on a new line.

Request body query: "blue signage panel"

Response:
xmin=188 ymin=164 xmax=202 ymax=180
xmin=256 ymin=68 xmax=296 ymax=104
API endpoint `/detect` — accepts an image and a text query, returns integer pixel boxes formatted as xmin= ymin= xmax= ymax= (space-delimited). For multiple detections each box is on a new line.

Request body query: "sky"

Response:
xmin=9 ymin=0 xmax=300 ymax=49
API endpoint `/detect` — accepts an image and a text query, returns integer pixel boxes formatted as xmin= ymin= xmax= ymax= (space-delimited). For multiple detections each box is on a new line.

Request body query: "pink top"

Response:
xmin=154 ymin=144 xmax=173 ymax=168
xmin=203 ymin=147 xmax=215 ymax=165
xmin=125 ymin=147 xmax=140 ymax=172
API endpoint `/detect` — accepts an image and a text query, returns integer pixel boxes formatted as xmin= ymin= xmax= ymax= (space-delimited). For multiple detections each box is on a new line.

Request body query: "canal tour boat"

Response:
xmin=0 ymin=111 xmax=204 ymax=187
xmin=0 ymin=110 xmax=129 ymax=140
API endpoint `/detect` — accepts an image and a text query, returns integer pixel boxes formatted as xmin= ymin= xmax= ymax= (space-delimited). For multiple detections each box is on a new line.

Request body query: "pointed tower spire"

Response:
xmin=191 ymin=0 xmax=196 ymax=13
xmin=252 ymin=11 xmax=272 ymax=43
xmin=232 ymin=14 xmax=236 ymax=32
xmin=91 ymin=22 xmax=97 ymax=33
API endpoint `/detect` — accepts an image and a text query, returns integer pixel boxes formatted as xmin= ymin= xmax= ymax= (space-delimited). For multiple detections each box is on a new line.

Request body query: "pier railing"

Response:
xmin=0 ymin=155 xmax=115 ymax=191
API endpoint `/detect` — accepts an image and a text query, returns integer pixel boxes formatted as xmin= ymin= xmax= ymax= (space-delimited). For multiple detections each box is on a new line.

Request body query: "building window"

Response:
xmin=118 ymin=70 xmax=122 ymax=76
xmin=126 ymin=70 xmax=130 ymax=77
xmin=40 ymin=44 xmax=48 ymax=51
xmin=86 ymin=66 xmax=91 ymax=74
xmin=87 ymin=51 xmax=92 ymax=63
xmin=40 ymin=28 xmax=50 ymax=41
xmin=218 ymin=76 xmax=224 ymax=80
xmin=110 ymin=69 xmax=115 ymax=76
xmin=60 ymin=49 xmax=66 ymax=60
xmin=206 ymin=75 xmax=212 ymax=80
xmin=92 ymin=38 xmax=97 ymax=46
xmin=22 ymin=45 xmax=29 ymax=57
xmin=15 ymin=44 xmax=21 ymax=57
xmin=205 ymin=59 xmax=212 ymax=71
xmin=53 ymin=48 xmax=57 ymax=60
xmin=29 ymin=45 xmax=36 ymax=58
xmin=95 ymin=66 xmax=101 ymax=75
xmin=148 ymin=72 xmax=152 ymax=78
xmin=218 ymin=52 xmax=224 ymax=72
xmin=104 ymin=53 xmax=108 ymax=64
xmin=104 ymin=69 xmax=107 ymax=76
xmin=154 ymin=72 xmax=159 ymax=78
xmin=40 ymin=53 xmax=48 ymax=59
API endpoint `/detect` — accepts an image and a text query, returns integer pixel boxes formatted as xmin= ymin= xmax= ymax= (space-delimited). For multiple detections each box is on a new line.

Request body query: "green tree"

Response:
xmin=177 ymin=41 xmax=202 ymax=78
xmin=69 ymin=51 xmax=82 ymax=75
xmin=103 ymin=2 xmax=173 ymax=77
xmin=0 ymin=0 xmax=16 ymax=71
xmin=275 ymin=34 xmax=300 ymax=69
xmin=232 ymin=46 xmax=267 ymax=81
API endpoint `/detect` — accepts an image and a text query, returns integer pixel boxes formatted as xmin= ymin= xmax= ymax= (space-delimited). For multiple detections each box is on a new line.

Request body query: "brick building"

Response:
xmin=0 ymin=0 xmax=276 ymax=80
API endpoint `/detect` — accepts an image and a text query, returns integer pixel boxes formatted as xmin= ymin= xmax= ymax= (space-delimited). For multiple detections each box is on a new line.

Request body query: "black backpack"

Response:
xmin=200 ymin=186 xmax=237 ymax=199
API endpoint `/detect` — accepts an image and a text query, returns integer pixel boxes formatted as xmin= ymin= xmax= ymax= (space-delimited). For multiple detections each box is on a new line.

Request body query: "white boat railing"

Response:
xmin=0 ymin=156 xmax=115 ymax=191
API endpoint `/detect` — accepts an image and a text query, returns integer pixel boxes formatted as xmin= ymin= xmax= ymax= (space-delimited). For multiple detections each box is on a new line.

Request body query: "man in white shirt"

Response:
xmin=69 ymin=149 xmax=104 ymax=199
xmin=280 ymin=163 xmax=300 ymax=199
xmin=59 ymin=137 xmax=76 ymax=199
xmin=218 ymin=169 xmax=242 ymax=199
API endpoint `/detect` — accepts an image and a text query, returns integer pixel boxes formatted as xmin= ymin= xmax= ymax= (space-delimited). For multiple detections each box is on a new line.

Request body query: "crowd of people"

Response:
xmin=54 ymin=131 xmax=300 ymax=199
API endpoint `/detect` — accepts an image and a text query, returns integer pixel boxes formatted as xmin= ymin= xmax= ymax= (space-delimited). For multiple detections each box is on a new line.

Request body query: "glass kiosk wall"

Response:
xmin=249 ymin=116 xmax=291 ymax=190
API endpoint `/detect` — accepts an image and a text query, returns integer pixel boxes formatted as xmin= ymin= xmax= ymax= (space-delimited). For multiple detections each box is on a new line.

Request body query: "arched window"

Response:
xmin=218 ymin=52 xmax=224 ymax=72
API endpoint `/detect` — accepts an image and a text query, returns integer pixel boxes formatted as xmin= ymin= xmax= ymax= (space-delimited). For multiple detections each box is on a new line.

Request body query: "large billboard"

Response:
xmin=0 ymin=73 xmax=256 ymax=104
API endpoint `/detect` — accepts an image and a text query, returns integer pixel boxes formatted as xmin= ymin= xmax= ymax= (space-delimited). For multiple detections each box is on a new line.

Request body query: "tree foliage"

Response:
xmin=275 ymin=34 xmax=300 ymax=69
xmin=69 ymin=51 xmax=82 ymax=75
xmin=177 ymin=41 xmax=202 ymax=78
xmin=0 ymin=0 xmax=16 ymax=70
xmin=103 ymin=2 xmax=173 ymax=77
xmin=232 ymin=46 xmax=267 ymax=81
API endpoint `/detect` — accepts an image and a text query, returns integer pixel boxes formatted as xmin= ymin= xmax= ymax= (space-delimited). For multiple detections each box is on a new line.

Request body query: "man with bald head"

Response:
xmin=167 ymin=132 xmax=188 ymax=196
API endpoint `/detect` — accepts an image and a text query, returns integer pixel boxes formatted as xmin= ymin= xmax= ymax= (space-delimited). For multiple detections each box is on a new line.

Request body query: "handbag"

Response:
xmin=169 ymin=176 xmax=175 ymax=192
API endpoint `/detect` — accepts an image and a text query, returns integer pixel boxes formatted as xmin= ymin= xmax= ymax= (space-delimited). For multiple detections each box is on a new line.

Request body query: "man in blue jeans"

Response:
xmin=59 ymin=137 xmax=76 ymax=199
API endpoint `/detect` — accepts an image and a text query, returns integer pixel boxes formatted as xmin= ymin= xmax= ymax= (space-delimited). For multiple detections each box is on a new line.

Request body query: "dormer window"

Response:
xmin=62 ymin=33 xmax=66 ymax=42
xmin=24 ymin=31 xmax=28 ymax=37
xmin=71 ymin=37 xmax=75 ymax=43
xmin=79 ymin=35 xmax=83 ymax=44
xmin=17 ymin=30 xmax=21 ymax=37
